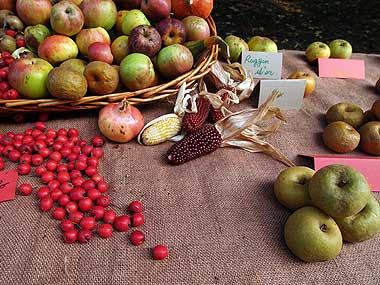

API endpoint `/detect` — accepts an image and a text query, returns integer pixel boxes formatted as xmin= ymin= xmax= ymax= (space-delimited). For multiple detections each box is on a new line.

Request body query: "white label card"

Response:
xmin=258 ymin=79 xmax=306 ymax=110
xmin=241 ymin=51 xmax=283 ymax=79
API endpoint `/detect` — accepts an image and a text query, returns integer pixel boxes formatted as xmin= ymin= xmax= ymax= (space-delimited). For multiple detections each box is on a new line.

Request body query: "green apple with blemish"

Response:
xmin=329 ymin=39 xmax=352 ymax=59
xmin=305 ymin=41 xmax=330 ymax=62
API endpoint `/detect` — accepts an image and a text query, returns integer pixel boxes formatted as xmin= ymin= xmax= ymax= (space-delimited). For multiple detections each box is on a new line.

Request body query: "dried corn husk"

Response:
xmin=137 ymin=114 xmax=182 ymax=146
xmin=215 ymin=90 xmax=295 ymax=167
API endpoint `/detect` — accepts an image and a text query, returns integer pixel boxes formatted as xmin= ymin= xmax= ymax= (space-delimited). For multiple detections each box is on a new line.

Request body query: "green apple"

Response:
xmin=326 ymin=102 xmax=364 ymax=129
xmin=274 ymin=166 xmax=315 ymax=210
xmin=309 ymin=164 xmax=371 ymax=218
xmin=335 ymin=195 xmax=380 ymax=243
xmin=225 ymin=35 xmax=249 ymax=63
xmin=121 ymin=9 xmax=150 ymax=36
xmin=119 ymin=53 xmax=155 ymax=90
xmin=329 ymin=39 xmax=352 ymax=59
xmin=24 ymin=24 xmax=51 ymax=53
xmin=248 ymin=36 xmax=277 ymax=53
xmin=305 ymin=42 xmax=330 ymax=62
xmin=284 ymin=207 xmax=342 ymax=262
xmin=8 ymin=58 xmax=53 ymax=99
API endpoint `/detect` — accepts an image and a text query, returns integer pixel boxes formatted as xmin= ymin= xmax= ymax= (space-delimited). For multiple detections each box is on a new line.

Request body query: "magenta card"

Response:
xmin=318 ymin=58 xmax=365 ymax=79
xmin=0 ymin=169 xmax=18 ymax=203
xmin=304 ymin=155 xmax=380 ymax=192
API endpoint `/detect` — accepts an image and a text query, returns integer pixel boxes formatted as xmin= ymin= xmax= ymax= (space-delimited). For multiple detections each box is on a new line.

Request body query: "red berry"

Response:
xmin=63 ymin=229 xmax=78 ymax=244
xmin=128 ymin=201 xmax=143 ymax=213
xmin=52 ymin=142 xmax=63 ymax=151
xmin=72 ymin=176 xmax=85 ymax=187
xmin=78 ymin=197 xmax=93 ymax=212
xmin=68 ymin=161 xmax=75 ymax=171
xmin=46 ymin=160 xmax=58 ymax=171
xmin=91 ymin=173 xmax=103 ymax=184
xmin=85 ymin=166 xmax=97 ymax=177
xmin=70 ymin=187 xmax=85 ymax=201
xmin=97 ymin=223 xmax=113 ymax=238
xmin=57 ymin=164 xmax=69 ymax=173
xmin=152 ymin=245 xmax=169 ymax=260
xmin=40 ymin=197 xmax=54 ymax=212
xmin=35 ymin=165 xmax=47 ymax=177
xmin=33 ymin=140 xmax=46 ymax=152
xmin=96 ymin=195 xmax=110 ymax=207
xmin=70 ymin=169 xmax=82 ymax=180
xmin=69 ymin=211 xmax=84 ymax=224
xmin=34 ymin=121 xmax=46 ymax=131
xmin=39 ymin=147 xmax=51 ymax=158
xmin=48 ymin=179 xmax=61 ymax=191
xmin=67 ymin=128 xmax=79 ymax=137
xmin=2 ymin=51 xmax=11 ymax=58
xmin=19 ymin=153 xmax=32 ymax=164
xmin=46 ymin=129 xmax=57 ymax=138
xmin=37 ymin=187 xmax=50 ymax=199
xmin=31 ymin=154 xmax=44 ymax=166
xmin=130 ymin=230 xmax=145 ymax=246
xmin=8 ymin=149 xmax=20 ymax=162
xmin=91 ymin=205 xmax=105 ymax=220
xmin=78 ymin=229 xmax=93 ymax=244
xmin=16 ymin=38 xmax=25 ymax=47
xmin=38 ymin=113 xmax=49 ymax=122
xmin=60 ymin=147 xmax=71 ymax=158
xmin=131 ymin=213 xmax=145 ymax=227
xmin=45 ymin=137 xmax=55 ymax=147
xmin=52 ymin=207 xmax=66 ymax=220
xmin=0 ymin=58 xmax=5 ymax=68
xmin=0 ymin=81 xmax=10 ymax=92
xmin=114 ymin=215 xmax=130 ymax=232
xmin=75 ymin=160 xmax=87 ymax=171
xmin=41 ymin=171 xmax=55 ymax=184
xmin=50 ymin=151 xmax=62 ymax=162
xmin=97 ymin=181 xmax=108 ymax=193
xmin=60 ymin=220 xmax=74 ymax=232
xmin=82 ymin=180 xmax=95 ymax=191
xmin=31 ymin=129 xmax=42 ymax=138
xmin=80 ymin=216 xmax=96 ymax=230
xmin=92 ymin=136 xmax=104 ymax=147
xmin=0 ymin=160 xmax=4 ymax=171
xmin=65 ymin=201 xmax=78 ymax=213
xmin=91 ymin=148 xmax=103 ymax=158
xmin=58 ymin=194 xmax=71 ymax=207
xmin=19 ymin=183 xmax=33 ymax=196
xmin=5 ymin=29 xmax=16 ymax=37
xmin=87 ymin=188 xmax=101 ymax=201
xmin=71 ymin=145 xmax=81 ymax=154
xmin=50 ymin=189 xmax=63 ymax=201
xmin=57 ymin=171 xmax=70 ymax=183
xmin=81 ymin=145 xmax=93 ymax=156
xmin=60 ymin=182 xmax=73 ymax=194
xmin=103 ymin=209 xmax=116 ymax=224
xmin=4 ymin=89 xmax=19 ymax=100
xmin=18 ymin=163 xmax=31 ymax=175
xmin=87 ymin=157 xmax=99 ymax=167
xmin=0 ymin=68 xmax=8 ymax=79
xmin=58 ymin=128 xmax=67 ymax=137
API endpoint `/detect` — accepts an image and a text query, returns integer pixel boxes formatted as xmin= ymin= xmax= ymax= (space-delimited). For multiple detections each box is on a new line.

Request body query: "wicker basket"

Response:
xmin=0 ymin=17 xmax=218 ymax=114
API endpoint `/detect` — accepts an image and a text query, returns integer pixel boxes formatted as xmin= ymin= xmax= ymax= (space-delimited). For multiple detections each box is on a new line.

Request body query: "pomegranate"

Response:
xmin=98 ymin=100 xmax=144 ymax=143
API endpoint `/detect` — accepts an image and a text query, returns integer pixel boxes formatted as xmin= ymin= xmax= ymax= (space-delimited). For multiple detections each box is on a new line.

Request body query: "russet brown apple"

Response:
xmin=84 ymin=61 xmax=119 ymax=95
xmin=371 ymin=99 xmax=380 ymax=120
xmin=359 ymin=122 xmax=380 ymax=155
xmin=323 ymin=121 xmax=360 ymax=153
xmin=326 ymin=102 xmax=364 ymax=129
xmin=156 ymin=18 xmax=186 ymax=46
xmin=128 ymin=25 xmax=162 ymax=58
xmin=289 ymin=71 xmax=316 ymax=97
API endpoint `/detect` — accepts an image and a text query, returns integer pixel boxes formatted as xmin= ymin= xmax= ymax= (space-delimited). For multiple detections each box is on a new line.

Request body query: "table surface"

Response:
xmin=1 ymin=50 xmax=380 ymax=285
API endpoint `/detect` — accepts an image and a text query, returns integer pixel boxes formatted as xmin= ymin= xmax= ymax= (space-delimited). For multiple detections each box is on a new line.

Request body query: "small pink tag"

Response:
xmin=0 ymin=169 xmax=18 ymax=202
xmin=303 ymin=155 xmax=380 ymax=192
xmin=318 ymin=58 xmax=365 ymax=79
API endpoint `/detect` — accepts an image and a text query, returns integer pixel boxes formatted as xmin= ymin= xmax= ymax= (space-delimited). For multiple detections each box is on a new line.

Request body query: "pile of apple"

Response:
xmin=274 ymin=164 xmax=380 ymax=262
xmin=305 ymin=39 xmax=352 ymax=62
xmin=322 ymin=100 xmax=380 ymax=155
xmin=0 ymin=0 xmax=214 ymax=100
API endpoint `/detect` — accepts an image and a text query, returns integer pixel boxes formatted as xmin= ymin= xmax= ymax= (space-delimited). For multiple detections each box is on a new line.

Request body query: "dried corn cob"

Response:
xmin=167 ymin=124 xmax=222 ymax=164
xmin=208 ymin=92 xmax=229 ymax=123
xmin=182 ymin=97 xmax=210 ymax=133
xmin=138 ymin=114 xmax=182 ymax=146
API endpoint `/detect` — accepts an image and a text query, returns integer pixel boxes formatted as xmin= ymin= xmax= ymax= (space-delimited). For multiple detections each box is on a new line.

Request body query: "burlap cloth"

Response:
xmin=1 ymin=50 xmax=380 ymax=285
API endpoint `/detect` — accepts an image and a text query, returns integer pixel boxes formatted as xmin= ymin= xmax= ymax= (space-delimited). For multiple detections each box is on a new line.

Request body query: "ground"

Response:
xmin=213 ymin=0 xmax=380 ymax=54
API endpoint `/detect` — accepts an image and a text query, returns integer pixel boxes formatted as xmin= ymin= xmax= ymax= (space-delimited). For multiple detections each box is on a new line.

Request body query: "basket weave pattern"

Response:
xmin=0 ymin=17 xmax=218 ymax=114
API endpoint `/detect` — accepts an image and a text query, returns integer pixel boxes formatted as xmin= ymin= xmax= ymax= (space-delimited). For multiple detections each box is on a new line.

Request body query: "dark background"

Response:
xmin=213 ymin=0 xmax=380 ymax=54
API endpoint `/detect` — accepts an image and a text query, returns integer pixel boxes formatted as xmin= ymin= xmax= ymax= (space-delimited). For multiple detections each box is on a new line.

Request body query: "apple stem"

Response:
xmin=320 ymin=224 xmax=327 ymax=232
xmin=119 ymin=99 xmax=130 ymax=111
xmin=186 ymin=0 xmax=193 ymax=5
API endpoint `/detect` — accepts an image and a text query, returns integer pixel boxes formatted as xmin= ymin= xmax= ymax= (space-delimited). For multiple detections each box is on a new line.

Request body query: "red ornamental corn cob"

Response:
xmin=208 ymin=92 xmax=229 ymax=123
xmin=167 ymin=124 xmax=222 ymax=165
xmin=182 ymin=97 xmax=210 ymax=133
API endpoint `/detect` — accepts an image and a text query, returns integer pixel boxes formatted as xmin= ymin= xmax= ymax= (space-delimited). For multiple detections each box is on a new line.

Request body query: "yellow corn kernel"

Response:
xmin=141 ymin=116 xmax=182 ymax=146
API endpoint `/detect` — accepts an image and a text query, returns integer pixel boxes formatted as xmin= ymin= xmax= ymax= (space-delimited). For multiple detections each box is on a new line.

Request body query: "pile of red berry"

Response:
xmin=0 ymin=121 xmax=170 ymax=258
xmin=0 ymin=51 xmax=19 ymax=100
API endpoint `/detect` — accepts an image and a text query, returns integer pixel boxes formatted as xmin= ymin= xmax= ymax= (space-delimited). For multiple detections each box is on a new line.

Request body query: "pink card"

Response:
xmin=0 ymin=169 xmax=18 ymax=203
xmin=318 ymin=58 xmax=365 ymax=79
xmin=303 ymin=155 xmax=380 ymax=192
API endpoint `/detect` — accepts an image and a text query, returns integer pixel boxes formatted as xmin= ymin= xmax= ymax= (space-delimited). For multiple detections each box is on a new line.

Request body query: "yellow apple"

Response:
xmin=289 ymin=71 xmax=316 ymax=97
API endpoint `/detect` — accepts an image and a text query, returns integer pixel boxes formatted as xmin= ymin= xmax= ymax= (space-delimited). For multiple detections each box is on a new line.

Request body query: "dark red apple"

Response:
xmin=88 ymin=42 xmax=113 ymax=64
xmin=141 ymin=0 xmax=171 ymax=22
xmin=128 ymin=25 xmax=162 ymax=58
xmin=16 ymin=0 xmax=52 ymax=26
xmin=114 ymin=0 xmax=142 ymax=10
xmin=156 ymin=18 xmax=186 ymax=46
